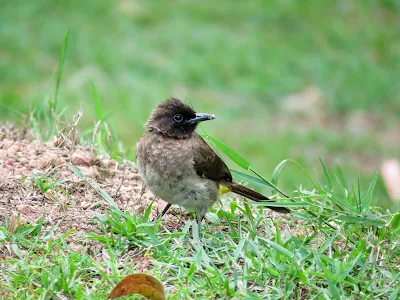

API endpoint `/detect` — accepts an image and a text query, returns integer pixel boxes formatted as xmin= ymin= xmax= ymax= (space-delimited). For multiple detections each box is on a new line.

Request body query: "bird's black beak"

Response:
xmin=184 ymin=113 xmax=215 ymax=125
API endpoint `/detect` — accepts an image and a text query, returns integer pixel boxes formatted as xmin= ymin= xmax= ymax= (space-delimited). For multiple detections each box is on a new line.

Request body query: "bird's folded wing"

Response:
xmin=192 ymin=133 xmax=232 ymax=182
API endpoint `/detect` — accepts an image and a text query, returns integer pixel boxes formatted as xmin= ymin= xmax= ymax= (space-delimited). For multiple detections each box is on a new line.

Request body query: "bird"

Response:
xmin=136 ymin=98 xmax=290 ymax=233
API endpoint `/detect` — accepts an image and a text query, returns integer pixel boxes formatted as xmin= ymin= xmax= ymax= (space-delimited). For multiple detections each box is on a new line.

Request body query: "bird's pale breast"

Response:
xmin=136 ymin=132 xmax=218 ymax=214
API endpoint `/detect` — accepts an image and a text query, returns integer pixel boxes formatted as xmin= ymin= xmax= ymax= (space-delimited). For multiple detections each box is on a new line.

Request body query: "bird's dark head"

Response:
xmin=145 ymin=98 xmax=215 ymax=139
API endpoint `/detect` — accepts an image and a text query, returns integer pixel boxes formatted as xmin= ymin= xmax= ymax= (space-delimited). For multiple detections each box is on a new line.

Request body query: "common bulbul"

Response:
xmin=136 ymin=98 xmax=290 ymax=231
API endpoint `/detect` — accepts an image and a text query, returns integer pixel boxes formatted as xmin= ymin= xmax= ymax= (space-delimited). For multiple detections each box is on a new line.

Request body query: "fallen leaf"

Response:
xmin=109 ymin=274 xmax=166 ymax=300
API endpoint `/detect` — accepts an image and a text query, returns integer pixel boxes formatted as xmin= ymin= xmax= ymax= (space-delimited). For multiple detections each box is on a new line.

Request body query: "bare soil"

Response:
xmin=0 ymin=122 xmax=190 ymax=270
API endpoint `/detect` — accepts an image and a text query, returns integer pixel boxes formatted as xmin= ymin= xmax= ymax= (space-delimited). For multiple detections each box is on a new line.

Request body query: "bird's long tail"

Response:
xmin=230 ymin=183 xmax=290 ymax=214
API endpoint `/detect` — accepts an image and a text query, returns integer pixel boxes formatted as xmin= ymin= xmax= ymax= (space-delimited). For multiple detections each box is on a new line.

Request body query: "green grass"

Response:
xmin=1 ymin=3 xmax=400 ymax=297
xmin=1 ymin=96 xmax=399 ymax=299
xmin=1 ymin=0 xmax=400 ymax=208
xmin=1 ymin=160 xmax=399 ymax=298
xmin=1 ymin=95 xmax=399 ymax=297
xmin=1 ymin=87 xmax=399 ymax=298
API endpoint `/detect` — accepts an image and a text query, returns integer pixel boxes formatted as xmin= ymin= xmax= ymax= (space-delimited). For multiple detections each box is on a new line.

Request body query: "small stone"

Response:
xmin=16 ymin=204 xmax=34 ymax=215
xmin=26 ymin=141 xmax=41 ymax=154
xmin=0 ymin=149 xmax=7 ymax=158
xmin=27 ymin=149 xmax=38 ymax=156
xmin=54 ymin=157 xmax=64 ymax=166
xmin=28 ymin=159 xmax=37 ymax=169
xmin=7 ymin=144 xmax=20 ymax=154
xmin=49 ymin=153 xmax=58 ymax=165
xmin=72 ymin=150 xmax=92 ymax=166
xmin=19 ymin=157 xmax=29 ymax=165
xmin=3 ymin=140 xmax=14 ymax=149
xmin=77 ymin=166 xmax=95 ymax=177
xmin=14 ymin=167 xmax=28 ymax=176
xmin=36 ymin=155 xmax=52 ymax=170
xmin=20 ymin=169 xmax=31 ymax=176
xmin=69 ymin=243 xmax=84 ymax=253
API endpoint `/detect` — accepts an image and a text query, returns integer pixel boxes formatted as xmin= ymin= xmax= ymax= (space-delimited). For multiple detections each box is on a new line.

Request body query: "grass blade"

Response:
xmin=319 ymin=156 xmax=333 ymax=190
xmin=230 ymin=169 xmax=273 ymax=190
xmin=68 ymin=163 xmax=120 ymax=210
xmin=271 ymin=159 xmax=291 ymax=185
xmin=53 ymin=30 xmax=70 ymax=111
xmin=357 ymin=175 xmax=362 ymax=212
xmin=336 ymin=215 xmax=386 ymax=227
xmin=362 ymin=172 xmax=378 ymax=212
xmin=265 ymin=240 xmax=294 ymax=260
xmin=206 ymin=135 xmax=250 ymax=170
xmin=254 ymin=202 xmax=308 ymax=208
xmin=92 ymin=81 xmax=104 ymax=120
xmin=389 ymin=213 xmax=400 ymax=230
xmin=249 ymin=167 xmax=290 ymax=198
xmin=270 ymin=159 xmax=321 ymax=195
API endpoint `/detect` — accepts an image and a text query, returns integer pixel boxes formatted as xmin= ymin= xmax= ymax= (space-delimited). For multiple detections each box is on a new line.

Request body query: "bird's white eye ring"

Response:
xmin=173 ymin=114 xmax=183 ymax=123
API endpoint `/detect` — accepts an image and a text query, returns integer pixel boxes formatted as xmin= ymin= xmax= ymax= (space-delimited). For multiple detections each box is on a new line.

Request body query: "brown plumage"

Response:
xmin=136 ymin=98 xmax=290 ymax=231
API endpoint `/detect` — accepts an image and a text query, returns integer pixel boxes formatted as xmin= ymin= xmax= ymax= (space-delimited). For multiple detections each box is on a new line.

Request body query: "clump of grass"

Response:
xmin=0 ymin=217 xmax=125 ymax=299
xmin=69 ymin=107 xmax=399 ymax=298
xmin=88 ymin=149 xmax=399 ymax=298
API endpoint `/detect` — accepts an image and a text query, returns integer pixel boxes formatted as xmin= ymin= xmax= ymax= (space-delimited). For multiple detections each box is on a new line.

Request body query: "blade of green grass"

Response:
xmin=68 ymin=163 xmax=120 ymax=210
xmin=91 ymin=82 xmax=104 ymax=120
xmin=389 ymin=213 xmax=400 ymax=230
xmin=265 ymin=240 xmax=294 ymax=260
xmin=269 ymin=159 xmax=323 ymax=196
xmin=319 ymin=156 xmax=333 ymax=190
xmin=249 ymin=167 xmax=290 ymax=198
xmin=230 ymin=169 xmax=273 ymax=190
xmin=53 ymin=30 xmax=69 ymax=111
xmin=254 ymin=202 xmax=309 ymax=208
xmin=335 ymin=215 xmax=386 ymax=227
xmin=357 ymin=175 xmax=362 ymax=212
xmin=206 ymin=135 xmax=250 ymax=170
xmin=362 ymin=172 xmax=378 ymax=212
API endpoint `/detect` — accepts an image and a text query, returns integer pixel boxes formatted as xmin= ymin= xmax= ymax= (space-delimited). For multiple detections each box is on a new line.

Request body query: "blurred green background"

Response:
xmin=1 ymin=0 xmax=399 ymax=209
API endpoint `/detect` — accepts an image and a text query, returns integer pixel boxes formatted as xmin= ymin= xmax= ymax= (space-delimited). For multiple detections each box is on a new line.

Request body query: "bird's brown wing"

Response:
xmin=191 ymin=132 xmax=232 ymax=182
xmin=191 ymin=133 xmax=290 ymax=214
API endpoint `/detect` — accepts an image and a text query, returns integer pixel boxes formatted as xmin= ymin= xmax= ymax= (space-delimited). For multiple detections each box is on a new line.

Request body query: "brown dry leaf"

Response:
xmin=9 ymin=214 xmax=20 ymax=233
xmin=109 ymin=274 xmax=166 ymax=300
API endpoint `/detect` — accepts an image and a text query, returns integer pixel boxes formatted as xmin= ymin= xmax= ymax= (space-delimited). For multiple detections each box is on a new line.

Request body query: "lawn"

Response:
xmin=0 ymin=122 xmax=399 ymax=299
xmin=1 ymin=1 xmax=400 ymax=208
xmin=0 ymin=0 xmax=399 ymax=298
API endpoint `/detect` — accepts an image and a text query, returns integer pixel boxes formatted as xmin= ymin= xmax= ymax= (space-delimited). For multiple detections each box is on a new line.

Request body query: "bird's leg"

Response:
xmin=196 ymin=214 xmax=205 ymax=239
xmin=152 ymin=203 xmax=172 ymax=222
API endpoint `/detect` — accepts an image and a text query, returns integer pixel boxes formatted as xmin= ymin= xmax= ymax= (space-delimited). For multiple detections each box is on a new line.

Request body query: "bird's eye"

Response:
xmin=173 ymin=114 xmax=183 ymax=123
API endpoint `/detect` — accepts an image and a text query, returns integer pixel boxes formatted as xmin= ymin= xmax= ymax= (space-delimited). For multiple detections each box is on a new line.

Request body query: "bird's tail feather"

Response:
xmin=230 ymin=183 xmax=290 ymax=214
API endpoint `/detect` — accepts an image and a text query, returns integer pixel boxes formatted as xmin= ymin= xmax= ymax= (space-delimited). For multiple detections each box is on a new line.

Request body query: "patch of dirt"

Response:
xmin=0 ymin=123 xmax=189 ymax=268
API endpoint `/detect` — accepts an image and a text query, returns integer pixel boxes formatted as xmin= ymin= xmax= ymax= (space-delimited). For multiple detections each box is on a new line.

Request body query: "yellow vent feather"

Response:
xmin=218 ymin=184 xmax=231 ymax=195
